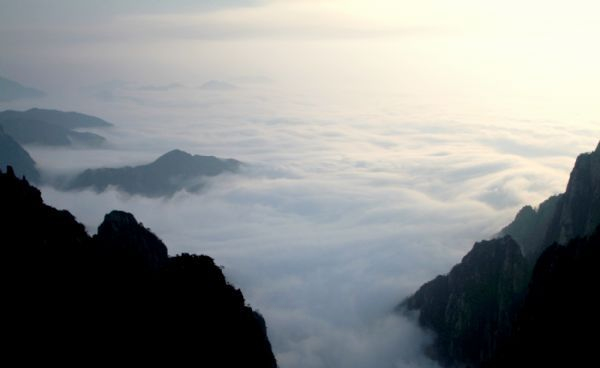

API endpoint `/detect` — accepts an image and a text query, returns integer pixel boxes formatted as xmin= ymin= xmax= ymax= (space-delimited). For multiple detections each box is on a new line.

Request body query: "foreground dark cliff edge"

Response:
xmin=0 ymin=126 xmax=40 ymax=183
xmin=400 ymin=141 xmax=600 ymax=367
xmin=0 ymin=167 xmax=276 ymax=367
xmin=485 ymin=226 xmax=600 ymax=368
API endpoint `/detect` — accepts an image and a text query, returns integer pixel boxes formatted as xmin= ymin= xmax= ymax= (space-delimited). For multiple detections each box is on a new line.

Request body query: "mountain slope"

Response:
xmin=486 ymin=226 xmax=600 ymax=368
xmin=401 ymin=141 xmax=600 ymax=368
xmin=0 ymin=108 xmax=112 ymax=129
xmin=0 ymin=127 xmax=40 ymax=182
xmin=0 ymin=76 xmax=45 ymax=101
xmin=543 ymin=141 xmax=600 ymax=245
xmin=0 ymin=117 xmax=107 ymax=146
xmin=499 ymin=194 xmax=563 ymax=259
xmin=501 ymin=141 xmax=600 ymax=258
xmin=400 ymin=237 xmax=529 ymax=367
xmin=0 ymin=166 xmax=276 ymax=367
xmin=0 ymin=108 xmax=111 ymax=147
xmin=67 ymin=149 xmax=241 ymax=197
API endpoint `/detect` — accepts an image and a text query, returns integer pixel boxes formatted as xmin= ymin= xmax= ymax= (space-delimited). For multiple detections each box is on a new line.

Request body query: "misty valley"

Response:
xmin=2 ymin=2 xmax=600 ymax=367
xmin=2 ymin=101 xmax=600 ymax=367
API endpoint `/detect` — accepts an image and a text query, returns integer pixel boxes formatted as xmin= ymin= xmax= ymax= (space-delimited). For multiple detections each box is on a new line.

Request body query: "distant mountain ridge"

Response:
xmin=0 ymin=76 xmax=45 ymax=101
xmin=67 ymin=149 xmax=242 ymax=197
xmin=0 ymin=108 xmax=113 ymax=129
xmin=200 ymin=80 xmax=237 ymax=90
xmin=0 ymin=108 xmax=111 ymax=147
xmin=400 ymin=141 xmax=600 ymax=367
xmin=0 ymin=167 xmax=277 ymax=367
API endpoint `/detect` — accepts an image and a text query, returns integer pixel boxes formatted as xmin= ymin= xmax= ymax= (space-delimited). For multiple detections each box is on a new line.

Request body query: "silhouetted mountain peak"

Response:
xmin=155 ymin=149 xmax=194 ymax=163
xmin=1 ymin=172 xmax=277 ymax=367
xmin=100 ymin=210 xmax=142 ymax=230
xmin=95 ymin=210 xmax=168 ymax=271
xmin=68 ymin=150 xmax=241 ymax=197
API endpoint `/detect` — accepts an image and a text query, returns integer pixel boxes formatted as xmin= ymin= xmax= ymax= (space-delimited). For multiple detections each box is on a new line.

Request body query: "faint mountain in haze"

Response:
xmin=200 ymin=80 xmax=237 ymax=91
xmin=400 ymin=140 xmax=600 ymax=368
xmin=0 ymin=108 xmax=111 ymax=147
xmin=0 ymin=108 xmax=112 ymax=129
xmin=0 ymin=76 xmax=45 ymax=101
xmin=138 ymin=83 xmax=183 ymax=91
xmin=0 ymin=167 xmax=277 ymax=367
xmin=0 ymin=127 xmax=40 ymax=183
xmin=67 ymin=149 xmax=241 ymax=197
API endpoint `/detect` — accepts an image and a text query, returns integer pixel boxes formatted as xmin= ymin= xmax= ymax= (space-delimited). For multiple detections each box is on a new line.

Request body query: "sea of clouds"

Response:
xmin=9 ymin=83 xmax=599 ymax=368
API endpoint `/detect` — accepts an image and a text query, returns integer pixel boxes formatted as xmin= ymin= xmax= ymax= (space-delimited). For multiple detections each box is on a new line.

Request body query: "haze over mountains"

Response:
xmin=200 ymin=80 xmax=237 ymax=91
xmin=0 ymin=76 xmax=45 ymax=101
xmin=3 ymin=1 xmax=600 ymax=367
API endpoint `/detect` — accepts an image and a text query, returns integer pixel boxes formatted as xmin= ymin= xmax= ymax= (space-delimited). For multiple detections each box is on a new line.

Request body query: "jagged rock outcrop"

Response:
xmin=0 ymin=127 xmax=40 ymax=183
xmin=93 ymin=210 xmax=169 ymax=272
xmin=67 ymin=149 xmax=241 ymax=197
xmin=502 ymin=141 xmax=600 ymax=258
xmin=400 ymin=237 xmax=529 ymax=367
xmin=0 ymin=167 xmax=277 ymax=367
xmin=402 ymin=141 xmax=600 ymax=368
xmin=544 ymin=141 xmax=600 ymax=246
xmin=500 ymin=195 xmax=563 ymax=259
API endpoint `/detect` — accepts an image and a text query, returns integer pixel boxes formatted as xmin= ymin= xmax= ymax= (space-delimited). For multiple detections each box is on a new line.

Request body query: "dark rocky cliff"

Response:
xmin=502 ymin=141 xmax=600 ymax=258
xmin=402 ymin=141 xmax=600 ymax=368
xmin=499 ymin=194 xmax=562 ymax=259
xmin=544 ymin=141 xmax=600 ymax=246
xmin=486 ymin=226 xmax=600 ymax=368
xmin=400 ymin=237 xmax=529 ymax=367
xmin=0 ymin=166 xmax=277 ymax=367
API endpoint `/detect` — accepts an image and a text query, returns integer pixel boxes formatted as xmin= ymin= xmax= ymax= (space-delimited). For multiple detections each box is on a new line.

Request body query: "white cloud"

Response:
xmin=23 ymin=84 xmax=600 ymax=368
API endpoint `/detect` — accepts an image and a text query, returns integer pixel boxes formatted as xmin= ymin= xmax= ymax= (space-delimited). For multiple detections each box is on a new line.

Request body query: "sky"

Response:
xmin=2 ymin=1 xmax=600 ymax=367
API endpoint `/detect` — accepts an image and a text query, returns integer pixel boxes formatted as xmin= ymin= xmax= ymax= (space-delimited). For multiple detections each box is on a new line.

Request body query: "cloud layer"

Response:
xmin=14 ymin=84 xmax=597 ymax=368
xmin=3 ymin=2 xmax=600 ymax=366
